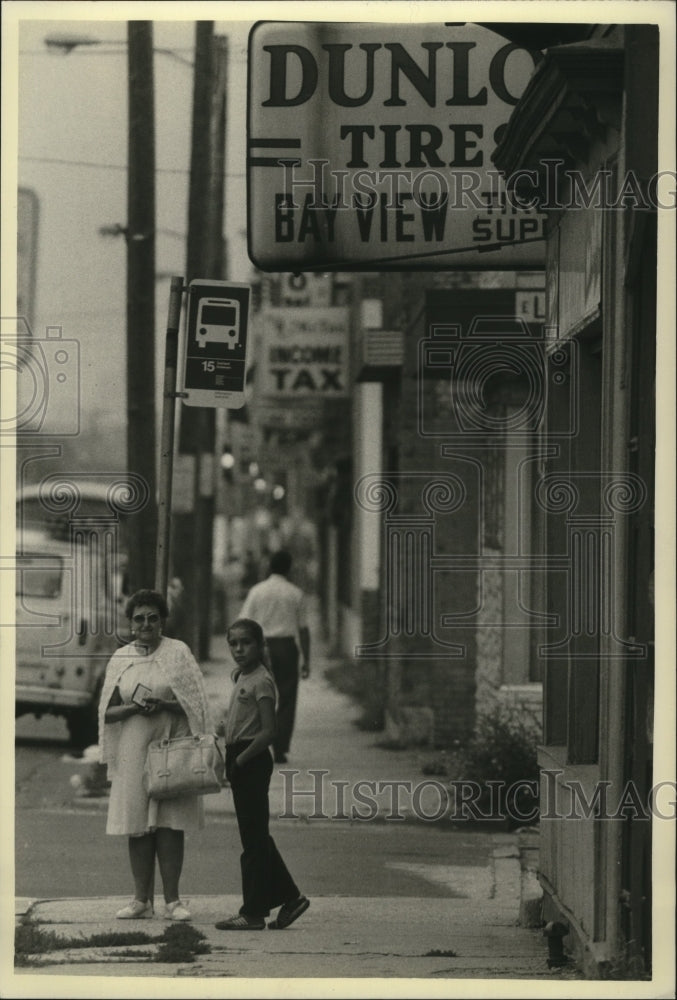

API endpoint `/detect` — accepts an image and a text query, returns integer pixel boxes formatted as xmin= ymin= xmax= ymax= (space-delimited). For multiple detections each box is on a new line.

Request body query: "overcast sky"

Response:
xmin=14 ymin=14 xmax=251 ymax=431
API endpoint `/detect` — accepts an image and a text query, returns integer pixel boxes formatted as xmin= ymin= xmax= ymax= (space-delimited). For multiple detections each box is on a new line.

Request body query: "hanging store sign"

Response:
xmin=257 ymin=402 xmax=321 ymax=430
xmin=247 ymin=21 xmax=546 ymax=271
xmin=260 ymin=307 xmax=350 ymax=398
xmin=280 ymin=272 xmax=333 ymax=307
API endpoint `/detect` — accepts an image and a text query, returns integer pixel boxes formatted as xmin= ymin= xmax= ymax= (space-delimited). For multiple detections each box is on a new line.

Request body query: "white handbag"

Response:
xmin=144 ymin=733 xmax=225 ymax=799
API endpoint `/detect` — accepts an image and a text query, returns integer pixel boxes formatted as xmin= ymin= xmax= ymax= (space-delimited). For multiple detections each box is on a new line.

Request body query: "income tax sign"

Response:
xmin=247 ymin=21 xmax=545 ymax=271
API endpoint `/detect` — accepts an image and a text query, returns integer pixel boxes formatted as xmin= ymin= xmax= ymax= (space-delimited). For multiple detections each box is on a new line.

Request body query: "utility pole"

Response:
xmin=126 ymin=21 xmax=157 ymax=592
xmin=172 ymin=22 xmax=228 ymax=656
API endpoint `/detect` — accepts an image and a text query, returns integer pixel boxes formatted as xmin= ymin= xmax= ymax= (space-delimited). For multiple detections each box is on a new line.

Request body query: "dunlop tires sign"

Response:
xmin=247 ymin=21 xmax=545 ymax=271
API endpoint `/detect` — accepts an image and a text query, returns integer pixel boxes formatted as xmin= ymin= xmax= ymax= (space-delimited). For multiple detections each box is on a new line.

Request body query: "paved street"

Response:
xmin=16 ymin=808 xmax=506 ymax=902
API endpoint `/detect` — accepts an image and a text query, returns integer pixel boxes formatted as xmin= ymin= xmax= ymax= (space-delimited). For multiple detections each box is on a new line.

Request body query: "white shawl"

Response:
xmin=98 ymin=636 xmax=211 ymax=770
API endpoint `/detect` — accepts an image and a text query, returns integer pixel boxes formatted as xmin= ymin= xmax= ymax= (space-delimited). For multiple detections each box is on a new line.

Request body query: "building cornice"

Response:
xmin=493 ymin=43 xmax=624 ymax=193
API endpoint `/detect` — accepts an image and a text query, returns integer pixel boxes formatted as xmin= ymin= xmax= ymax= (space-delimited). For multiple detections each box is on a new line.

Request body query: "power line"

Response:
xmin=19 ymin=48 xmax=247 ymax=62
xmin=19 ymin=47 xmax=196 ymax=57
xmin=20 ymin=155 xmax=128 ymax=172
xmin=18 ymin=154 xmax=245 ymax=177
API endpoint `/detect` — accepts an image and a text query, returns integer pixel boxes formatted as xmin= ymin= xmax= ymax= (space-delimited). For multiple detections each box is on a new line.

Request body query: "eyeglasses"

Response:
xmin=132 ymin=613 xmax=161 ymax=624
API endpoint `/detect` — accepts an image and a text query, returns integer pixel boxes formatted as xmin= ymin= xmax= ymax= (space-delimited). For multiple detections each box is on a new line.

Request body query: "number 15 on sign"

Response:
xmin=181 ymin=279 xmax=251 ymax=409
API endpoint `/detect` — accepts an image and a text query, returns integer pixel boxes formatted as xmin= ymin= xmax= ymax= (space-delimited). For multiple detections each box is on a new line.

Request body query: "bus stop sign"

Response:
xmin=182 ymin=279 xmax=251 ymax=408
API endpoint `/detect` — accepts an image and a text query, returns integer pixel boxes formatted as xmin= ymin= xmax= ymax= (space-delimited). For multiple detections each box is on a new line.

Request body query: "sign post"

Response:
xmin=181 ymin=279 xmax=251 ymax=409
xmin=155 ymin=278 xmax=251 ymax=598
xmin=155 ymin=276 xmax=186 ymax=597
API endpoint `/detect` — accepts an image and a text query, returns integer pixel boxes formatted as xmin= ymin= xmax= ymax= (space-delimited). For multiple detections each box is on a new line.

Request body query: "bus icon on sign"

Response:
xmin=196 ymin=297 xmax=241 ymax=350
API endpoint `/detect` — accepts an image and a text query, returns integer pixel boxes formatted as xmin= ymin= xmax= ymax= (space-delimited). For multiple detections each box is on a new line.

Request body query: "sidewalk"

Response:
xmin=201 ymin=629 xmax=464 ymax=824
xmin=14 ymin=885 xmax=549 ymax=982
xmin=12 ymin=619 xmax=574 ymax=988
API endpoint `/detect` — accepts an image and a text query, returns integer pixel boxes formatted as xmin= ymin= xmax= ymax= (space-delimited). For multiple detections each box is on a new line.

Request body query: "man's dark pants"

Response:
xmin=266 ymin=636 xmax=299 ymax=758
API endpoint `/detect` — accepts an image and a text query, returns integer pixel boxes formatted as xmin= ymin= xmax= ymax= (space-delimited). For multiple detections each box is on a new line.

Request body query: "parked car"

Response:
xmin=15 ymin=529 xmax=126 ymax=748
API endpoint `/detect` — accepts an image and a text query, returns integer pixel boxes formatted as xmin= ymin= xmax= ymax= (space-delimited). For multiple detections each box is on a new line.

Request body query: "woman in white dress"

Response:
xmin=98 ymin=589 xmax=211 ymax=921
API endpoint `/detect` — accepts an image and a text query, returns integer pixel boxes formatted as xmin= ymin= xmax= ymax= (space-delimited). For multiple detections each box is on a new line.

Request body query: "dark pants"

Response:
xmin=266 ymin=636 xmax=299 ymax=757
xmin=226 ymin=742 xmax=299 ymax=919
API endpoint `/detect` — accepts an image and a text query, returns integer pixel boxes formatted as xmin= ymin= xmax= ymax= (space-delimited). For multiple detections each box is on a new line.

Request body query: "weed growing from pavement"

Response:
xmin=15 ymin=920 xmax=210 ymax=967
xmin=156 ymin=924 xmax=210 ymax=964
xmin=15 ymin=924 xmax=80 ymax=962
xmin=424 ymin=948 xmax=458 ymax=957
xmin=600 ymin=939 xmax=651 ymax=981
xmin=422 ymin=707 xmax=540 ymax=827
xmin=421 ymin=752 xmax=451 ymax=776
xmin=374 ymin=738 xmax=410 ymax=751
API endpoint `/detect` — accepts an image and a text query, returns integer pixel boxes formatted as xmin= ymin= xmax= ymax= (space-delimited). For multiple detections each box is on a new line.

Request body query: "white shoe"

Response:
xmin=164 ymin=899 xmax=191 ymax=921
xmin=116 ymin=899 xmax=154 ymax=919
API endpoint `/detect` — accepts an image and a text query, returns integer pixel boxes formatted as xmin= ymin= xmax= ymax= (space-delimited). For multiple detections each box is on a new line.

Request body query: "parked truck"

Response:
xmin=15 ymin=528 xmax=126 ymax=749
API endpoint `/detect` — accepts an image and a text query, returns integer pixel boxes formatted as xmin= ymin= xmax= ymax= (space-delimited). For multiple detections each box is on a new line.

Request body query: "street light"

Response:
xmin=98 ymin=224 xmax=186 ymax=242
xmin=44 ymin=32 xmax=105 ymax=53
xmin=44 ymin=32 xmax=193 ymax=66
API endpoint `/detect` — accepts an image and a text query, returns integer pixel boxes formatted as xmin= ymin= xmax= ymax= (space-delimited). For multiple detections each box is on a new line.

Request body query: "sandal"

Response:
xmin=268 ymin=895 xmax=310 ymax=929
xmin=215 ymin=913 xmax=265 ymax=931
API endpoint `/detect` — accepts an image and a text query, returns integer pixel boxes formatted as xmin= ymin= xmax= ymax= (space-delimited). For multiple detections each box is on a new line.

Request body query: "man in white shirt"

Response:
xmin=240 ymin=550 xmax=310 ymax=763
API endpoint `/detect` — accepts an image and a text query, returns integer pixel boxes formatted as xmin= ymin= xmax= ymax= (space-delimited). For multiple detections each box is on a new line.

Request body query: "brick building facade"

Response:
xmin=341 ymin=271 xmax=546 ymax=746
